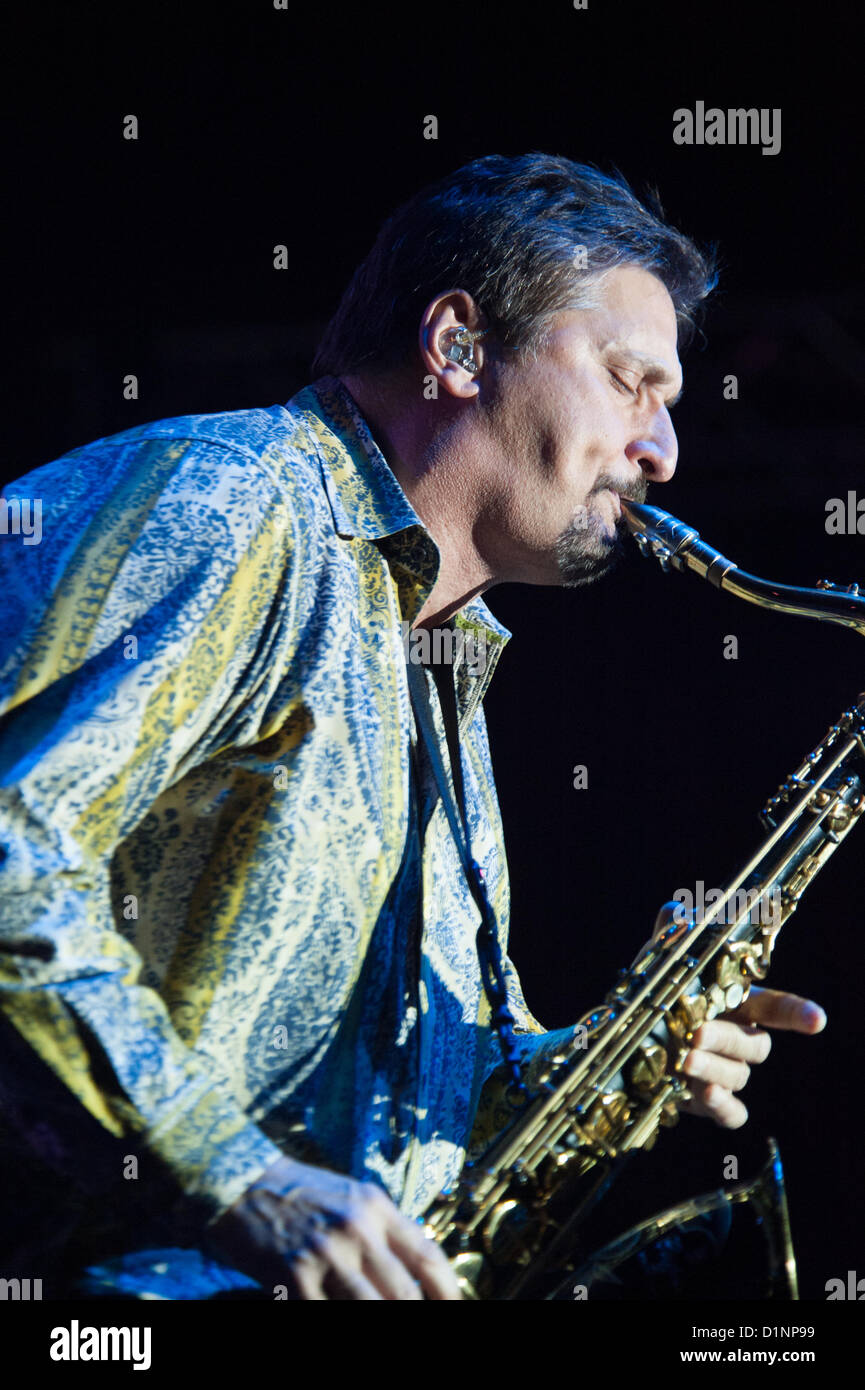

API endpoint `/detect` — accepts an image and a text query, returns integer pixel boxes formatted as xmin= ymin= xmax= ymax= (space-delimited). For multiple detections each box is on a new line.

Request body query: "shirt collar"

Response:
xmin=296 ymin=375 xmax=421 ymax=541
xmin=290 ymin=375 xmax=512 ymax=655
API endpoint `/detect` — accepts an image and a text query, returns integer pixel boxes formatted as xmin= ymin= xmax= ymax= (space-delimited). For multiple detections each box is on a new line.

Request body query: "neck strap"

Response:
xmin=406 ymin=652 xmax=523 ymax=1089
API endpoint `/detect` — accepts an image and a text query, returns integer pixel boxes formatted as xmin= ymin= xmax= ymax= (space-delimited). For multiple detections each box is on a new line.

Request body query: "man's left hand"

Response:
xmin=677 ymin=986 xmax=826 ymax=1128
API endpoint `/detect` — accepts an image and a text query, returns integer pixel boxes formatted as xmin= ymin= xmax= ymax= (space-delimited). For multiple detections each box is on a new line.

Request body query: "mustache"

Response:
xmin=590 ymin=474 xmax=648 ymax=505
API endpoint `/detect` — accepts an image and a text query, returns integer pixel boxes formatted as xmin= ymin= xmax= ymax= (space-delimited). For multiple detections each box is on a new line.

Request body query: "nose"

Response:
xmin=624 ymin=411 xmax=678 ymax=484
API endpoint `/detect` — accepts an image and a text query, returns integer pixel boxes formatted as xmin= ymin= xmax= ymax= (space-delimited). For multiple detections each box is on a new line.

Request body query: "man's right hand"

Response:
xmin=208 ymin=1155 xmax=463 ymax=1300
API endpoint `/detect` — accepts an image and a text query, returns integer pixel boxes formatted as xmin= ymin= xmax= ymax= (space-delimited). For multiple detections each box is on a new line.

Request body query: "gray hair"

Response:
xmin=312 ymin=151 xmax=718 ymax=376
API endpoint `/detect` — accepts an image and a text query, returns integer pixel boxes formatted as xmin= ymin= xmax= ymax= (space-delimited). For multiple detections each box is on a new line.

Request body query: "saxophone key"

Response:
xmin=628 ymin=1042 xmax=667 ymax=1094
xmin=715 ymin=952 xmax=744 ymax=990
xmin=671 ymin=993 xmax=708 ymax=1036
xmin=724 ymin=982 xmax=745 ymax=1010
xmin=581 ymin=1089 xmax=631 ymax=1146
xmin=659 ymin=1097 xmax=682 ymax=1127
xmin=704 ymin=983 xmax=727 ymax=1019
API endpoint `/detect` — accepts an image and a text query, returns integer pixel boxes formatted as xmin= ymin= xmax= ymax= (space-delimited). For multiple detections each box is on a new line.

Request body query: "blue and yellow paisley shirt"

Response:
xmin=0 ymin=377 xmax=572 ymax=1242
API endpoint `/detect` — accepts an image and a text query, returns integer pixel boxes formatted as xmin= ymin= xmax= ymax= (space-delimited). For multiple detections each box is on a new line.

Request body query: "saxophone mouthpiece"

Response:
xmin=619 ymin=499 xmax=700 ymax=573
xmin=620 ymin=500 xmax=740 ymax=586
xmin=619 ymin=498 xmax=659 ymax=534
xmin=620 ymin=499 xmax=694 ymax=547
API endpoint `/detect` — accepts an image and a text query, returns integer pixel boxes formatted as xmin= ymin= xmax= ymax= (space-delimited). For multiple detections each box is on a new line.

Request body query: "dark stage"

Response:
xmin=3 ymin=0 xmax=864 ymax=1350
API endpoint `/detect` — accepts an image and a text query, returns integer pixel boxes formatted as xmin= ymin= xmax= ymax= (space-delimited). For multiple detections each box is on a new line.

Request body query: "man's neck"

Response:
xmin=338 ymin=372 xmax=498 ymax=628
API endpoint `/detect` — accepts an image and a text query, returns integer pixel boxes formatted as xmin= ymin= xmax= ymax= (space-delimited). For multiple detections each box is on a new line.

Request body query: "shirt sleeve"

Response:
xmin=0 ymin=430 xmax=305 ymax=1223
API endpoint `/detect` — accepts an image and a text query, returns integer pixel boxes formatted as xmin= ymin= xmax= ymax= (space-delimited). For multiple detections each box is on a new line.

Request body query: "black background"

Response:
xmin=5 ymin=0 xmax=864 ymax=1303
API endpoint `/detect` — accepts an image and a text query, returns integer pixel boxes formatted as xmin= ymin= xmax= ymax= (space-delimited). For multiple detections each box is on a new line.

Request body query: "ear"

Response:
xmin=419 ymin=290 xmax=488 ymax=400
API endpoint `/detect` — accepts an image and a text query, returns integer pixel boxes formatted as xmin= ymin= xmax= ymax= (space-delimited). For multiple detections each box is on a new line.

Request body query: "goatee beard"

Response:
xmin=555 ymin=475 xmax=648 ymax=589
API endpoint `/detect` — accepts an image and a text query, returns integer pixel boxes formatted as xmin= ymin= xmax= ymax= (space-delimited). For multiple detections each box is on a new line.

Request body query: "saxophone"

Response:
xmin=424 ymin=500 xmax=865 ymax=1300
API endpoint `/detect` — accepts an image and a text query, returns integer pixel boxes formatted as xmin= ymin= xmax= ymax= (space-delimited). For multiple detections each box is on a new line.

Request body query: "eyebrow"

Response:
xmin=603 ymin=344 xmax=684 ymax=408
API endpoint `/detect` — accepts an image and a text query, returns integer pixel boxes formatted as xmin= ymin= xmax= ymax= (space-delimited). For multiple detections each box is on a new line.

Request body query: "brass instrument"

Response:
xmin=424 ymin=500 xmax=865 ymax=1300
xmin=546 ymin=1136 xmax=798 ymax=1301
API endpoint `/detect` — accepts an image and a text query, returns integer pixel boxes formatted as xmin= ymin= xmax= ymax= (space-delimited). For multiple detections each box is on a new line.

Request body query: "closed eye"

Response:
xmin=608 ymin=369 xmax=638 ymax=397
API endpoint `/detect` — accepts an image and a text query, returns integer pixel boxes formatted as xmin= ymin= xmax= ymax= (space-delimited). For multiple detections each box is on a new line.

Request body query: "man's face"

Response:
xmin=475 ymin=264 xmax=682 ymax=587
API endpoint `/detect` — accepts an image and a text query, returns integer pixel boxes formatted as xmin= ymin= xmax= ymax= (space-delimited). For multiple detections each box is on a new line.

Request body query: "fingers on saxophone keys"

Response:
xmin=690 ymin=1019 xmax=772 ymax=1064
xmin=682 ymin=1048 xmax=751 ymax=1093
xmin=726 ymin=986 xmax=827 ymax=1034
xmin=680 ymin=1082 xmax=749 ymax=1130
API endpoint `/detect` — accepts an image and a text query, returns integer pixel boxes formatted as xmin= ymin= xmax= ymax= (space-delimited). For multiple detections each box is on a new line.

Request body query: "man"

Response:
xmin=0 ymin=153 xmax=825 ymax=1301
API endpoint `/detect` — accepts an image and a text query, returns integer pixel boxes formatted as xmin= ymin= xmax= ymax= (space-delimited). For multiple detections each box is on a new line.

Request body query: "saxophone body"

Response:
xmin=424 ymin=502 xmax=865 ymax=1300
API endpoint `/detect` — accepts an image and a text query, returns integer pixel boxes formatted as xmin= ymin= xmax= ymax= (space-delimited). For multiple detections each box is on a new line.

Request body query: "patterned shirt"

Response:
xmin=0 ymin=377 xmax=572 ymax=1253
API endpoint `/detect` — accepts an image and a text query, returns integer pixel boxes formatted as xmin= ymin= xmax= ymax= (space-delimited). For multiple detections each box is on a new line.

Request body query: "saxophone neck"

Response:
xmin=621 ymin=498 xmax=865 ymax=638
